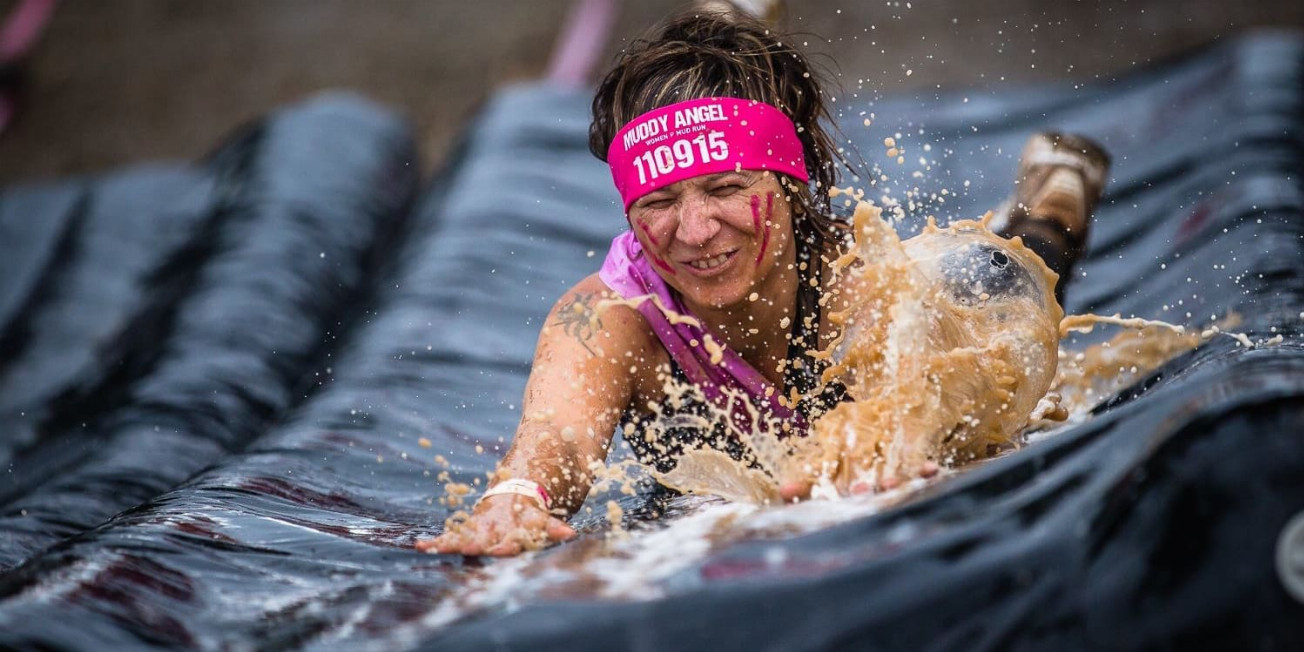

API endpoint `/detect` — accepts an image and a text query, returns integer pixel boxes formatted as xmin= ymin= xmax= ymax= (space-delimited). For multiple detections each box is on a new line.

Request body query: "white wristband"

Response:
xmin=480 ymin=478 xmax=551 ymax=511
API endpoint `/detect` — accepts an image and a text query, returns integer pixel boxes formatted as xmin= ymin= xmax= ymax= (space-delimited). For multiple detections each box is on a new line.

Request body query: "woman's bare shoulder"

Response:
xmin=546 ymin=273 xmax=660 ymax=356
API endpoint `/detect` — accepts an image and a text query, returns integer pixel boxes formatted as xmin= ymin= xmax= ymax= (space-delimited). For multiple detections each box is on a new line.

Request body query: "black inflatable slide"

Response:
xmin=0 ymin=34 xmax=1300 ymax=650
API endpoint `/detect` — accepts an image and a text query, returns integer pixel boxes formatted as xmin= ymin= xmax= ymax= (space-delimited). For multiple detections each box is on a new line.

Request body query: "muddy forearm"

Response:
xmin=495 ymin=422 xmax=611 ymax=515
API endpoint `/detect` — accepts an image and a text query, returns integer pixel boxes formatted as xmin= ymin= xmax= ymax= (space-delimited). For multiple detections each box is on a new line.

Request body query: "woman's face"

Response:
xmin=626 ymin=170 xmax=795 ymax=310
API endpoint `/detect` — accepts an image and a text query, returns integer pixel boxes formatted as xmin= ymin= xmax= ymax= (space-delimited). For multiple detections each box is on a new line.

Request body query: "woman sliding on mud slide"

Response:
xmin=419 ymin=7 xmax=1109 ymax=556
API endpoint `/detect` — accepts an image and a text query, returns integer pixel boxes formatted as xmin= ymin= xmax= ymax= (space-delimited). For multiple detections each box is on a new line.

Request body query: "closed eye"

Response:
xmin=635 ymin=194 xmax=675 ymax=210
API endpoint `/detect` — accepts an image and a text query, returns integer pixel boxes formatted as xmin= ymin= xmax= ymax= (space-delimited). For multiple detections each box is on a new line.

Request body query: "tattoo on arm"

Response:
xmin=554 ymin=293 xmax=604 ymax=356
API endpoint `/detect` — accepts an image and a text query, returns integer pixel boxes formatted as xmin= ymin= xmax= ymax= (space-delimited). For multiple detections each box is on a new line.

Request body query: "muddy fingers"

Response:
xmin=417 ymin=494 xmax=574 ymax=557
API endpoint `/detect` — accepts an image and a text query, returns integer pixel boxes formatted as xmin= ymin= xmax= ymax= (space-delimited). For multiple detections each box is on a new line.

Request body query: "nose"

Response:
xmin=674 ymin=196 xmax=720 ymax=247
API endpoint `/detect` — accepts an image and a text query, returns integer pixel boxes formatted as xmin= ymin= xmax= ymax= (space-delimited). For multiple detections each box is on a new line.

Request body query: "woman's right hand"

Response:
xmin=416 ymin=494 xmax=576 ymax=557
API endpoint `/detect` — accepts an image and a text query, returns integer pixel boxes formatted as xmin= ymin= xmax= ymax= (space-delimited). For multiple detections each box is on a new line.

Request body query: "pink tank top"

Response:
xmin=598 ymin=231 xmax=804 ymax=432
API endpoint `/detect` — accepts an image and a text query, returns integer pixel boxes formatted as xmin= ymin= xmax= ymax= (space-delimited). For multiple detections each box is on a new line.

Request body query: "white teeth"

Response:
xmin=689 ymin=253 xmax=730 ymax=270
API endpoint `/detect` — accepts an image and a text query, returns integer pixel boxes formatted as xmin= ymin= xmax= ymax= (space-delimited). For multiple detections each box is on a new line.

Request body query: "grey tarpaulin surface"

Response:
xmin=0 ymin=34 xmax=1301 ymax=650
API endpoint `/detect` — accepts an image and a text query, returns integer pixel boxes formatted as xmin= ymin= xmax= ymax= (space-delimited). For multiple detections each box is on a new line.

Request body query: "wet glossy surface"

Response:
xmin=1 ymin=36 xmax=1302 ymax=650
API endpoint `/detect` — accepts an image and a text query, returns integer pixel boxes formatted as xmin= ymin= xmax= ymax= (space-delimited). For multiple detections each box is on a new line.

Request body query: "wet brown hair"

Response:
xmin=589 ymin=8 xmax=851 ymax=251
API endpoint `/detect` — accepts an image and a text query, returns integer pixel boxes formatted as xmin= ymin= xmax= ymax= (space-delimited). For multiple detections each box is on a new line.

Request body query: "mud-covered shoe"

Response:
xmin=991 ymin=132 xmax=1111 ymax=302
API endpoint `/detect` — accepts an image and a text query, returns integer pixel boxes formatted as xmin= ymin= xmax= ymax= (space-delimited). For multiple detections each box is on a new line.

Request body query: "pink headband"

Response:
xmin=606 ymin=97 xmax=809 ymax=211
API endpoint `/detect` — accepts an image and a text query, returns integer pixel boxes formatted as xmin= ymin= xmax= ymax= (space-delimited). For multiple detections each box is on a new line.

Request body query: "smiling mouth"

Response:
xmin=685 ymin=250 xmax=736 ymax=271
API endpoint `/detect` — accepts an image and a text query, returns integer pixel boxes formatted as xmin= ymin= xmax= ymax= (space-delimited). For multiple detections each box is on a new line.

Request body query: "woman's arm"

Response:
xmin=417 ymin=275 xmax=655 ymax=556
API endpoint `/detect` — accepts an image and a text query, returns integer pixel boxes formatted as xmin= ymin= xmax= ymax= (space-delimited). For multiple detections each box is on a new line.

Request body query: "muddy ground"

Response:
xmin=2 ymin=0 xmax=1301 ymax=183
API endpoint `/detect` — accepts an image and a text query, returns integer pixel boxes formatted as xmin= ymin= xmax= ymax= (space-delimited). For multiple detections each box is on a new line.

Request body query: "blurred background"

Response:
xmin=2 ymin=0 xmax=1302 ymax=184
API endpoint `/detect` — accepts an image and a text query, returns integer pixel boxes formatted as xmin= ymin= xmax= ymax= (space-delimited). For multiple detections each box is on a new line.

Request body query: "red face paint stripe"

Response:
xmin=756 ymin=192 xmax=773 ymax=264
xmin=636 ymin=219 xmax=660 ymax=246
xmin=650 ymin=252 xmax=676 ymax=276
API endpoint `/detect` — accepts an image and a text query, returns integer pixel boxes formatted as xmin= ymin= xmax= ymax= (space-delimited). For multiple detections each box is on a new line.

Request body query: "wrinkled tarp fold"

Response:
xmin=0 ymin=34 xmax=1300 ymax=650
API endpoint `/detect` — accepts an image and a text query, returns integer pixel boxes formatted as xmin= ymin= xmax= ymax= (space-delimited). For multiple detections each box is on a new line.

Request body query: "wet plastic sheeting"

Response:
xmin=0 ymin=94 xmax=416 ymax=567
xmin=0 ymin=87 xmax=617 ymax=649
xmin=0 ymin=35 xmax=1301 ymax=650
xmin=0 ymin=167 xmax=215 ymax=453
